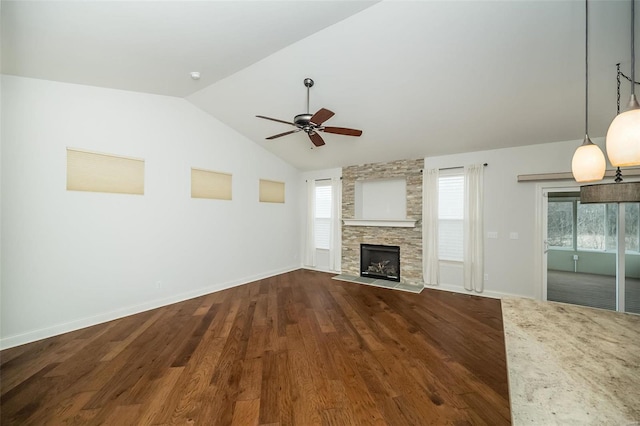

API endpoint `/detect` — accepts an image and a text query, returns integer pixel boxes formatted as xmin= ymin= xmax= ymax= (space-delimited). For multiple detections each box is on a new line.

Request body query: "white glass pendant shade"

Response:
xmin=606 ymin=95 xmax=640 ymax=167
xmin=572 ymin=136 xmax=606 ymax=182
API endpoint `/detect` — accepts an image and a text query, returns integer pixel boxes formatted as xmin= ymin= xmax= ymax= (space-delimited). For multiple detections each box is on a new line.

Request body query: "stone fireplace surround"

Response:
xmin=341 ymin=159 xmax=423 ymax=288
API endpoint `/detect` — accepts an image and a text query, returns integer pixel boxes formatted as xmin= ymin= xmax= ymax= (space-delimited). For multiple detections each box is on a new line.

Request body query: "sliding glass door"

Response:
xmin=624 ymin=203 xmax=640 ymax=314
xmin=546 ymin=190 xmax=639 ymax=313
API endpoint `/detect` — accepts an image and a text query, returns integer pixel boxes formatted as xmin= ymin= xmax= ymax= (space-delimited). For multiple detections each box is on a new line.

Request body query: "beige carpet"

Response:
xmin=501 ymin=297 xmax=640 ymax=425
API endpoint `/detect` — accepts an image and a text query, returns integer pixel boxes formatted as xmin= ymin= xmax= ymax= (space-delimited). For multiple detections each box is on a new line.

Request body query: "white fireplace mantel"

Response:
xmin=342 ymin=218 xmax=417 ymax=228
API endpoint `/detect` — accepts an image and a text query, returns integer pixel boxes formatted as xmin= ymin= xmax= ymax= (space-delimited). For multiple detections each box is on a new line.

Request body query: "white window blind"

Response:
xmin=66 ymin=148 xmax=145 ymax=195
xmin=438 ymin=173 xmax=464 ymax=261
xmin=191 ymin=168 xmax=232 ymax=200
xmin=259 ymin=179 xmax=285 ymax=203
xmin=315 ymin=183 xmax=332 ymax=249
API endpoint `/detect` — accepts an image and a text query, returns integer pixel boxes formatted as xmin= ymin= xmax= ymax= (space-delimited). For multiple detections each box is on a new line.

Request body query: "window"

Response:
xmin=577 ymin=202 xmax=607 ymax=250
xmin=626 ymin=203 xmax=640 ymax=252
xmin=67 ymin=148 xmax=144 ymax=195
xmin=259 ymin=179 xmax=285 ymax=203
xmin=547 ymin=201 xmax=573 ymax=248
xmin=577 ymin=202 xmax=618 ymax=251
xmin=315 ymin=183 xmax=332 ymax=250
xmin=191 ymin=168 xmax=232 ymax=200
xmin=548 ymin=195 xmax=640 ymax=253
xmin=438 ymin=173 xmax=464 ymax=261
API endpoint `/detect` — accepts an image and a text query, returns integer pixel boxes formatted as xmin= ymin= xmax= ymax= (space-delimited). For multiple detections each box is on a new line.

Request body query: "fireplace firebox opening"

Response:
xmin=360 ymin=244 xmax=400 ymax=282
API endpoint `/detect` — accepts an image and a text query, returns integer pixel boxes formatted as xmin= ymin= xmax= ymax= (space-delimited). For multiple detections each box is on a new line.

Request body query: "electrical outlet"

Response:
xmin=509 ymin=232 xmax=519 ymax=240
xmin=484 ymin=273 xmax=489 ymax=281
xmin=573 ymin=255 xmax=579 ymax=261
xmin=156 ymin=281 xmax=163 ymax=290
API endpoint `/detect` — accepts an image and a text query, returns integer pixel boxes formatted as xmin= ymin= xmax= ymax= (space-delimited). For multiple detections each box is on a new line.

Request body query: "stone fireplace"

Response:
xmin=341 ymin=159 xmax=423 ymax=287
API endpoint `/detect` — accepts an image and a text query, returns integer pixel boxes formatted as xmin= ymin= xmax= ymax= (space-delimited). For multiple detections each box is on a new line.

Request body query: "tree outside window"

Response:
xmin=548 ymin=201 xmax=573 ymax=248
xmin=577 ymin=203 xmax=607 ymax=250
xmin=548 ymin=197 xmax=640 ymax=253
xmin=626 ymin=204 xmax=640 ymax=252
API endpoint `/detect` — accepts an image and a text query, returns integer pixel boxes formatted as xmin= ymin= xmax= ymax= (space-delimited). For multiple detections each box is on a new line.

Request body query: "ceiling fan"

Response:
xmin=256 ymin=78 xmax=362 ymax=147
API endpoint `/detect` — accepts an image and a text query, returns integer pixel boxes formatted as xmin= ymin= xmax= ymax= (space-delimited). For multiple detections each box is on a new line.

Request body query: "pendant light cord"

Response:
xmin=632 ymin=0 xmax=636 ymax=97
xmin=585 ymin=0 xmax=589 ymax=136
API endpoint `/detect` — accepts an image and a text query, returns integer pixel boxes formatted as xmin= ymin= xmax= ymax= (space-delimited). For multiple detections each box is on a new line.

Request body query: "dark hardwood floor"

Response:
xmin=1 ymin=269 xmax=511 ymax=425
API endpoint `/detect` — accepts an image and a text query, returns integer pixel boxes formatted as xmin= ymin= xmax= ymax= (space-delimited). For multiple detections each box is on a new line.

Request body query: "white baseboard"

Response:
xmin=0 ymin=265 xmax=299 ymax=350
xmin=301 ymin=266 xmax=340 ymax=274
xmin=424 ymin=282 xmax=534 ymax=300
xmin=300 ymin=269 xmax=531 ymax=300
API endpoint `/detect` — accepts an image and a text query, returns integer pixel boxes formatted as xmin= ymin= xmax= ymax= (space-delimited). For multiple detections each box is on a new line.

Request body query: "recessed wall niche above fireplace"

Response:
xmin=343 ymin=177 xmax=417 ymax=228
xmin=360 ymin=244 xmax=400 ymax=282
xmin=355 ymin=178 xmax=406 ymax=219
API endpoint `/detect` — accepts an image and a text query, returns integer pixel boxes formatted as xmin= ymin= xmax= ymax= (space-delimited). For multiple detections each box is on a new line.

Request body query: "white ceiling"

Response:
xmin=1 ymin=1 xmax=378 ymax=97
xmin=2 ymin=0 xmax=638 ymax=171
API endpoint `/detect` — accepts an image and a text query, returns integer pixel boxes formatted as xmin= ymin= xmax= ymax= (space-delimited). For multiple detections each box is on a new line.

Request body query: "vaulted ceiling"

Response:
xmin=2 ymin=1 xmax=637 ymax=171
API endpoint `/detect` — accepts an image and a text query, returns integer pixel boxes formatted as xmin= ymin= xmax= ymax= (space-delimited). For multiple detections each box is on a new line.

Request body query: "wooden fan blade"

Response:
xmin=322 ymin=127 xmax=363 ymax=137
xmin=310 ymin=108 xmax=335 ymax=125
xmin=266 ymin=129 xmax=301 ymax=140
xmin=308 ymin=132 xmax=325 ymax=147
xmin=256 ymin=115 xmax=296 ymax=126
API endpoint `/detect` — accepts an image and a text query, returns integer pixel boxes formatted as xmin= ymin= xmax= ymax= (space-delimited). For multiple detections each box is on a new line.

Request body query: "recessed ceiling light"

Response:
xmin=190 ymin=72 xmax=201 ymax=80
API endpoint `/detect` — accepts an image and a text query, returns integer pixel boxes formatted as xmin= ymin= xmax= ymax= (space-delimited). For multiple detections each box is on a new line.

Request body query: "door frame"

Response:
xmin=534 ymin=182 xmax=581 ymax=302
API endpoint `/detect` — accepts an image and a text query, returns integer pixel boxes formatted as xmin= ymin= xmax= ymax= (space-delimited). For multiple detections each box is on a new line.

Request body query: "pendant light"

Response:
xmin=572 ymin=0 xmax=606 ymax=183
xmin=605 ymin=0 xmax=640 ymax=167
xmin=580 ymin=0 xmax=640 ymax=204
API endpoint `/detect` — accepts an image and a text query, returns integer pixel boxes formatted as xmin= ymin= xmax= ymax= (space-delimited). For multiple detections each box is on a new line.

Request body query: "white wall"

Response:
xmin=297 ymin=141 xmax=610 ymax=300
xmin=425 ymin=138 xmax=607 ymax=299
xmin=1 ymin=76 xmax=301 ymax=349
xmin=300 ymin=168 xmax=342 ymax=272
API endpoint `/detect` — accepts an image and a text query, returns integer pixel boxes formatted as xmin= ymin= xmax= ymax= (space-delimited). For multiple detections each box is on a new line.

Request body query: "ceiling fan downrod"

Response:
xmin=304 ymin=78 xmax=314 ymax=114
